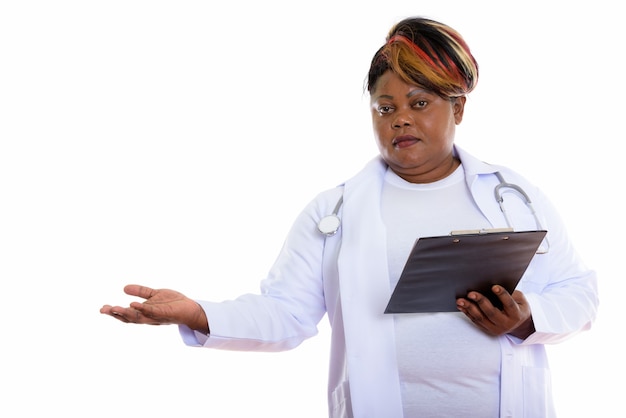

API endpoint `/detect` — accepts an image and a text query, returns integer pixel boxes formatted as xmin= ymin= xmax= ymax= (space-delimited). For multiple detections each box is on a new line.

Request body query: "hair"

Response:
xmin=366 ymin=17 xmax=479 ymax=98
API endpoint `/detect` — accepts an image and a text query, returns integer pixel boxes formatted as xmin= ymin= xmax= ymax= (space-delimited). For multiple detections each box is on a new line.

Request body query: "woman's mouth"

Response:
xmin=392 ymin=135 xmax=420 ymax=149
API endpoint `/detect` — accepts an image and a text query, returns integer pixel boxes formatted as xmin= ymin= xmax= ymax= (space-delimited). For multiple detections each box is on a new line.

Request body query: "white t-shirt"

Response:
xmin=382 ymin=165 xmax=501 ymax=417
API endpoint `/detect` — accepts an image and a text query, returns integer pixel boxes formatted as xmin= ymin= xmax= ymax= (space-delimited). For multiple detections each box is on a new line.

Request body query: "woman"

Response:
xmin=101 ymin=17 xmax=598 ymax=417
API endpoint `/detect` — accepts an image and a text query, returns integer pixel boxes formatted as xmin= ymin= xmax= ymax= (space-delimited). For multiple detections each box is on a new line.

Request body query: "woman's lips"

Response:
xmin=392 ymin=135 xmax=419 ymax=149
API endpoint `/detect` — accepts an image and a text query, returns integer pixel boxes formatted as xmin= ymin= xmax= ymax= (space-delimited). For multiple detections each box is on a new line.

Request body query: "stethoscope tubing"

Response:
xmin=317 ymin=171 xmax=549 ymax=253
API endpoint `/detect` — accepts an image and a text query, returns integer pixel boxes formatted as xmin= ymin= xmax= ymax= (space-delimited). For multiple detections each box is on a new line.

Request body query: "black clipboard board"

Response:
xmin=384 ymin=229 xmax=547 ymax=313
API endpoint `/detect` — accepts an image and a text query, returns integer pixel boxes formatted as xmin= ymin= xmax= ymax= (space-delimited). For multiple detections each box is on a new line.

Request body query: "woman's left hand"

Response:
xmin=456 ymin=285 xmax=535 ymax=339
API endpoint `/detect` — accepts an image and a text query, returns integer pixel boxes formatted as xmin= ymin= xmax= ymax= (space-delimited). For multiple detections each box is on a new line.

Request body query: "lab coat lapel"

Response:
xmin=337 ymin=157 xmax=404 ymax=418
xmin=455 ymin=146 xmax=508 ymax=228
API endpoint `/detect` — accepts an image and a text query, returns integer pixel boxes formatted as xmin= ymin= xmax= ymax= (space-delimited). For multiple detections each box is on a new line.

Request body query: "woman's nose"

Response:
xmin=392 ymin=110 xmax=413 ymax=128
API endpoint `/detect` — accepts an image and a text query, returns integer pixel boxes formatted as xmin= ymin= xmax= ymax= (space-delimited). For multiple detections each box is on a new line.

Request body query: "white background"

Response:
xmin=1 ymin=1 xmax=622 ymax=416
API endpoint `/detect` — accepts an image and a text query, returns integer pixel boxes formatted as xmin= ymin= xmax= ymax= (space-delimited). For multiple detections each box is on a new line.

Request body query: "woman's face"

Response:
xmin=370 ymin=71 xmax=466 ymax=183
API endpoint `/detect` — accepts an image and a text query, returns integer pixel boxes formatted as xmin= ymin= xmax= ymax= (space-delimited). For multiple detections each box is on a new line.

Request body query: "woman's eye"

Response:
xmin=378 ymin=105 xmax=393 ymax=114
xmin=413 ymin=100 xmax=428 ymax=108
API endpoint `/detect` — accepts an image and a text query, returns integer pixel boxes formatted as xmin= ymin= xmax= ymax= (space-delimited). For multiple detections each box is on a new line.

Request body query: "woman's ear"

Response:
xmin=453 ymin=96 xmax=466 ymax=125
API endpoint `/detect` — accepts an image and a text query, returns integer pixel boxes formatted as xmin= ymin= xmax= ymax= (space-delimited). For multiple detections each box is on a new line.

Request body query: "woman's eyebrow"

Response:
xmin=374 ymin=89 xmax=428 ymax=101
xmin=407 ymin=89 xmax=428 ymax=98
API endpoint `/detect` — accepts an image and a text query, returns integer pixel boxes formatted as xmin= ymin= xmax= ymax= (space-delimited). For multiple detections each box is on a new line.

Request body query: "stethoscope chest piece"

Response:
xmin=317 ymin=214 xmax=341 ymax=236
xmin=318 ymin=195 xmax=343 ymax=237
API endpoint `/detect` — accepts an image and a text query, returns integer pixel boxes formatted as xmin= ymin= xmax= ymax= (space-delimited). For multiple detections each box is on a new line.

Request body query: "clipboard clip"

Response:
xmin=450 ymin=227 xmax=514 ymax=236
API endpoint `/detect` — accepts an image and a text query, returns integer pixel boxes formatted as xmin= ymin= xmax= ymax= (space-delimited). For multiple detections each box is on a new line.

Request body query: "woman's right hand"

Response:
xmin=100 ymin=284 xmax=209 ymax=334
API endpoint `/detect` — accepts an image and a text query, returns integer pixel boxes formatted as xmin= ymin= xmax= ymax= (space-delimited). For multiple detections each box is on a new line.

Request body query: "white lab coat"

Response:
xmin=180 ymin=145 xmax=598 ymax=418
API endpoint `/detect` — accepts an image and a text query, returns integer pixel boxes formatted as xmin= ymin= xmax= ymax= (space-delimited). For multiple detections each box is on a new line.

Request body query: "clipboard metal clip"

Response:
xmin=450 ymin=227 xmax=514 ymax=236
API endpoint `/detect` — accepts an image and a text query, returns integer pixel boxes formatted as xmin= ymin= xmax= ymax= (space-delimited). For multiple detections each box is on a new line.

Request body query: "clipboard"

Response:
xmin=384 ymin=229 xmax=547 ymax=314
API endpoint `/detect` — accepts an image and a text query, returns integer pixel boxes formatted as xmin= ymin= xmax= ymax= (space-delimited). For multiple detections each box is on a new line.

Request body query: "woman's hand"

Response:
xmin=456 ymin=285 xmax=535 ymax=339
xmin=100 ymin=284 xmax=209 ymax=334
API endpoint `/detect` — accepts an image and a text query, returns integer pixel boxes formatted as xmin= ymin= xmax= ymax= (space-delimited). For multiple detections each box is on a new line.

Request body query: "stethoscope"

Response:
xmin=317 ymin=196 xmax=343 ymax=237
xmin=494 ymin=172 xmax=549 ymax=253
xmin=317 ymin=171 xmax=550 ymax=253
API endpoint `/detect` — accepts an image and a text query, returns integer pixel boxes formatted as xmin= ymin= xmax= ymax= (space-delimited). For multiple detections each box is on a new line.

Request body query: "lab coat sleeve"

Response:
xmin=178 ymin=190 xmax=337 ymax=352
xmin=512 ymin=185 xmax=599 ymax=345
